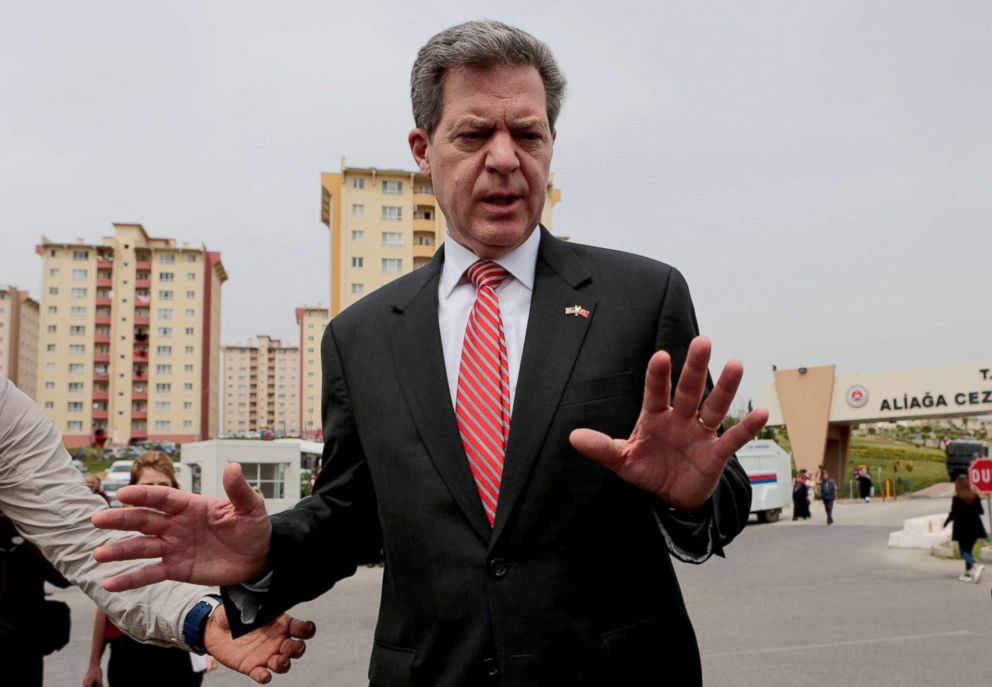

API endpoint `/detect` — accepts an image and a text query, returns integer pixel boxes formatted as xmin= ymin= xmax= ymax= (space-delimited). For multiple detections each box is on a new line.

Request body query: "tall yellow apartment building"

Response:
xmin=319 ymin=164 xmax=560 ymax=315
xmin=36 ymin=224 xmax=227 ymax=448
xmin=0 ymin=285 xmax=40 ymax=400
xmin=222 ymin=336 xmax=300 ymax=436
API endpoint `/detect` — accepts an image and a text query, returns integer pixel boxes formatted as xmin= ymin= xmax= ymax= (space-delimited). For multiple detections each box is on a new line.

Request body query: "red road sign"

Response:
xmin=968 ymin=458 xmax=992 ymax=495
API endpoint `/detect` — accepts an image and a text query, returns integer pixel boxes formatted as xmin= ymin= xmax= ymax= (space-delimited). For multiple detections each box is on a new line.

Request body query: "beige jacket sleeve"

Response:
xmin=0 ymin=376 xmax=209 ymax=649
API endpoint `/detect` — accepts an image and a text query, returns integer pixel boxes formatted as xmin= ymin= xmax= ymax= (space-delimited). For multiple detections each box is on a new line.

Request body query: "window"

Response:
xmin=47 ymin=324 xmax=57 ymax=333
xmin=47 ymin=305 xmax=57 ymax=314
xmin=185 ymin=308 xmax=195 ymax=317
xmin=351 ymin=203 xmax=364 ymax=216
xmin=183 ymin=401 xmax=193 ymax=410
xmin=184 ymin=364 xmax=194 ymax=373
xmin=73 ymin=250 xmax=89 ymax=261
xmin=157 ymin=327 xmax=172 ymax=337
xmin=351 ymin=257 xmax=364 ymax=268
xmin=71 ymin=288 xmax=87 ymax=299
xmin=240 ymin=462 xmax=287 ymax=498
xmin=156 ymin=383 xmax=172 ymax=393
xmin=155 ymin=402 xmax=171 ymax=412
xmin=45 ymin=362 xmax=56 ymax=371
xmin=352 ymin=178 xmax=365 ymax=189
xmin=351 ymin=230 xmax=364 ymax=242
xmin=160 ymin=272 xmax=174 ymax=282
xmin=69 ymin=363 xmax=84 ymax=374
xmin=156 ymin=364 xmax=172 ymax=375
xmin=68 ymin=382 xmax=84 ymax=393
xmin=44 ymin=401 xmax=54 ymax=409
xmin=50 ymin=249 xmax=58 ymax=257
xmin=157 ymin=345 xmax=172 ymax=356
xmin=382 ymin=232 xmax=403 ymax=247
xmin=160 ymin=253 xmax=176 ymax=264
xmin=183 ymin=383 xmax=193 ymax=391
xmin=351 ymin=283 xmax=364 ymax=295
xmin=185 ymin=327 xmax=194 ymax=335
xmin=183 ymin=420 xmax=193 ymax=429
xmin=186 ymin=290 xmax=195 ymax=299
xmin=70 ymin=325 xmax=86 ymax=336
xmin=45 ymin=382 xmax=55 ymax=390
xmin=184 ymin=346 xmax=194 ymax=354
xmin=382 ymin=180 xmax=402 ymax=195
xmin=70 ymin=306 xmax=86 ymax=317
xmin=67 ymin=421 xmax=83 ymax=432
xmin=69 ymin=344 xmax=85 ymax=355
xmin=382 ymin=258 xmax=402 ymax=273
xmin=187 ymin=272 xmax=196 ymax=280
xmin=382 ymin=206 xmax=402 ymax=221
xmin=159 ymin=290 xmax=173 ymax=300
xmin=154 ymin=420 xmax=171 ymax=431
xmin=48 ymin=287 xmax=58 ymax=295
xmin=72 ymin=269 xmax=87 ymax=280
xmin=158 ymin=309 xmax=172 ymax=320
xmin=67 ymin=402 xmax=84 ymax=412
xmin=187 ymin=254 xmax=197 ymax=263
xmin=49 ymin=267 xmax=60 ymax=277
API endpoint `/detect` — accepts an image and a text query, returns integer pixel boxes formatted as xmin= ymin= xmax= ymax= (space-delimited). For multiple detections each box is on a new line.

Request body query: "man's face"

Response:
xmin=409 ymin=64 xmax=554 ymax=259
xmin=85 ymin=474 xmax=100 ymax=491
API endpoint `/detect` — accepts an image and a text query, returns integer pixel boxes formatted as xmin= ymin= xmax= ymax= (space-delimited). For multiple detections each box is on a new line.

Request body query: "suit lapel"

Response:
xmin=388 ymin=247 xmax=492 ymax=541
xmin=491 ymin=229 xmax=595 ymax=545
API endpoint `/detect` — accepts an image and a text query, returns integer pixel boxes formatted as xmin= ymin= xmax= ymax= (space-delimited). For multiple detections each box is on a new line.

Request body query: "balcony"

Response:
xmin=131 ymin=410 xmax=147 ymax=420
xmin=134 ymin=315 xmax=150 ymax=326
xmin=133 ymin=368 xmax=148 ymax=381
xmin=131 ymin=427 xmax=148 ymax=439
xmin=413 ymin=192 xmax=435 ymax=205
xmin=96 ymin=297 xmax=113 ymax=307
xmin=413 ymin=243 xmax=436 ymax=259
xmin=92 ymin=389 xmax=109 ymax=401
xmin=95 ymin=315 xmax=112 ymax=325
xmin=93 ymin=368 xmax=109 ymax=379
xmin=413 ymin=218 xmax=434 ymax=232
xmin=134 ymin=347 xmax=148 ymax=360
xmin=94 ymin=353 xmax=110 ymax=363
xmin=94 ymin=334 xmax=111 ymax=344
xmin=92 ymin=409 xmax=108 ymax=420
xmin=135 ymin=279 xmax=151 ymax=289
xmin=132 ymin=390 xmax=148 ymax=400
xmin=97 ymin=259 xmax=114 ymax=270
xmin=97 ymin=278 xmax=113 ymax=288
xmin=136 ymin=261 xmax=152 ymax=271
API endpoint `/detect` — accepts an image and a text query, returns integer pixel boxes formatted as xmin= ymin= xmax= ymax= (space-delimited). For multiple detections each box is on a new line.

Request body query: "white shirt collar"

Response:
xmin=440 ymin=227 xmax=541 ymax=299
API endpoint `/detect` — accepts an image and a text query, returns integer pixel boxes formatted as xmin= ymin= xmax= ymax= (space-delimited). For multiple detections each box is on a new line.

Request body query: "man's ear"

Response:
xmin=408 ymin=128 xmax=431 ymax=176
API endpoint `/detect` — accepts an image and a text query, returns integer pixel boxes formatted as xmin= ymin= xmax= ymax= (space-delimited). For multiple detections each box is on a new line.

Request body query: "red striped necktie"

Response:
xmin=456 ymin=260 xmax=511 ymax=526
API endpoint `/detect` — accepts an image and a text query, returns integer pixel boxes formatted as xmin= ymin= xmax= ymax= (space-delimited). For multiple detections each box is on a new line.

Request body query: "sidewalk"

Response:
xmin=909 ymin=481 xmax=954 ymax=499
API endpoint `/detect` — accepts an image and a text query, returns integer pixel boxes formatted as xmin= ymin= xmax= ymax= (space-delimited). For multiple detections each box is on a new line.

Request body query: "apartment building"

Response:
xmin=36 ymin=223 xmax=227 ymax=448
xmin=0 ymin=285 xmax=40 ymax=400
xmin=319 ymin=164 xmax=561 ymax=315
xmin=295 ymin=306 xmax=330 ymax=440
xmin=222 ymin=336 xmax=300 ymax=436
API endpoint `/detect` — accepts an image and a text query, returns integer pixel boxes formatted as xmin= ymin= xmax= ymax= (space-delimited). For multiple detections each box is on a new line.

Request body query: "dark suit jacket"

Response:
xmin=225 ymin=229 xmax=751 ymax=687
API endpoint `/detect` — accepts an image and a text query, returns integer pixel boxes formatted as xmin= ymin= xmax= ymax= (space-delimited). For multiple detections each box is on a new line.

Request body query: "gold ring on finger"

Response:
xmin=697 ymin=415 xmax=720 ymax=433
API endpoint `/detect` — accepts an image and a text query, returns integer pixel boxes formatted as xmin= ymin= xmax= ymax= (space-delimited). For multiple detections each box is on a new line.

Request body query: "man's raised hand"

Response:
xmin=569 ymin=336 xmax=768 ymax=512
xmin=206 ymin=605 xmax=316 ymax=684
xmin=91 ymin=462 xmax=272 ymax=591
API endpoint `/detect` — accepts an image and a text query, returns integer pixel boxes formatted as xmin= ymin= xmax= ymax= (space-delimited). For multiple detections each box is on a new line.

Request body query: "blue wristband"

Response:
xmin=182 ymin=594 xmax=223 ymax=654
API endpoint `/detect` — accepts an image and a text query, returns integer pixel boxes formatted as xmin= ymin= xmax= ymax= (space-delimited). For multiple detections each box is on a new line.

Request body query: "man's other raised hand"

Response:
xmin=570 ymin=336 xmax=768 ymax=512
xmin=91 ymin=462 xmax=272 ymax=591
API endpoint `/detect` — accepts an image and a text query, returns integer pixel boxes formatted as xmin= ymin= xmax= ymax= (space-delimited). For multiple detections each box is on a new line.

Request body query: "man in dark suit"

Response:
xmin=94 ymin=20 xmax=767 ymax=686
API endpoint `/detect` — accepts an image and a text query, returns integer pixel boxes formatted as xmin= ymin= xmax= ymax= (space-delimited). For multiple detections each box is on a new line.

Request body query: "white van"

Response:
xmin=737 ymin=440 xmax=793 ymax=523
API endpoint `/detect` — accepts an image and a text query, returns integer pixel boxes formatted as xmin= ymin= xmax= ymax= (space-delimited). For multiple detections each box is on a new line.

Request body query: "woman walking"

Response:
xmin=817 ymin=468 xmax=836 ymax=525
xmin=944 ymin=475 xmax=987 ymax=583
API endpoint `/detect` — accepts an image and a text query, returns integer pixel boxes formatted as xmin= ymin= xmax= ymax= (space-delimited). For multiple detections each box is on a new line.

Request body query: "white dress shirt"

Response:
xmin=437 ymin=227 xmax=541 ymax=412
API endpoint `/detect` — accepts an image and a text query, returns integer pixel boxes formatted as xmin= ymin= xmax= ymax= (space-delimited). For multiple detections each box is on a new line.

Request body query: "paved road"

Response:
xmin=45 ymin=494 xmax=992 ymax=686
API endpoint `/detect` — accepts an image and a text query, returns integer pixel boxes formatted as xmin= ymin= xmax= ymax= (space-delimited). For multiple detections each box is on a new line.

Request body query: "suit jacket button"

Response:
xmin=488 ymin=557 xmax=508 ymax=578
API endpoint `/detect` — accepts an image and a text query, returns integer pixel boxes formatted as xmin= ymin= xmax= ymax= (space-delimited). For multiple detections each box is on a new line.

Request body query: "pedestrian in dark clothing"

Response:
xmin=944 ymin=475 xmax=987 ymax=583
xmin=855 ymin=466 xmax=873 ymax=502
xmin=792 ymin=469 xmax=811 ymax=520
xmin=818 ymin=468 xmax=836 ymax=525
xmin=0 ymin=513 xmax=71 ymax=686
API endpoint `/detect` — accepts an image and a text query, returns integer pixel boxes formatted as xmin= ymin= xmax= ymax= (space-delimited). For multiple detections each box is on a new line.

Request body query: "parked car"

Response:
xmin=101 ymin=459 xmax=136 ymax=507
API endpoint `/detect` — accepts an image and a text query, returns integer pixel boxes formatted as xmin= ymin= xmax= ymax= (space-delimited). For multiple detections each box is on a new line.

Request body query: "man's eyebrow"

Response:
xmin=450 ymin=116 xmax=494 ymax=129
xmin=510 ymin=117 xmax=546 ymax=129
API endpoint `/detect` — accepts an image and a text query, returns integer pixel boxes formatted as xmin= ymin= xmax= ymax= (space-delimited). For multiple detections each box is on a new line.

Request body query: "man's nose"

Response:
xmin=484 ymin=132 xmax=520 ymax=175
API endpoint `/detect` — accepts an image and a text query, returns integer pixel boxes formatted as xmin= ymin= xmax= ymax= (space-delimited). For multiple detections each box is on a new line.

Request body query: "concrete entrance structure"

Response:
xmin=759 ymin=363 xmax=992 ymax=478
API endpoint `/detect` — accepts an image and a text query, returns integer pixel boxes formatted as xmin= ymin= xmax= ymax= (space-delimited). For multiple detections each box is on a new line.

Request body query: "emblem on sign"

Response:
xmin=846 ymin=385 xmax=869 ymax=408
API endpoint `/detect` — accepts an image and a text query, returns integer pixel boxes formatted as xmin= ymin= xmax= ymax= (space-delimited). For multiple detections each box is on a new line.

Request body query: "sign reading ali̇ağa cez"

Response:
xmin=760 ymin=363 xmax=992 ymax=425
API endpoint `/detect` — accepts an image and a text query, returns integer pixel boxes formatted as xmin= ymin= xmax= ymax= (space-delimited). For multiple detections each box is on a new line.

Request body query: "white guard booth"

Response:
xmin=179 ymin=439 xmax=301 ymax=514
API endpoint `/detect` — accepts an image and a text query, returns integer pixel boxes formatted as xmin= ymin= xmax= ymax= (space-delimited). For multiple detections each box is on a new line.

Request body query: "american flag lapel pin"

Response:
xmin=564 ymin=305 xmax=590 ymax=318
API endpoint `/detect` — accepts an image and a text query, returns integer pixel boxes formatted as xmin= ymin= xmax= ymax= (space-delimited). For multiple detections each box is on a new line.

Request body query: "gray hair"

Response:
xmin=411 ymin=20 xmax=567 ymax=137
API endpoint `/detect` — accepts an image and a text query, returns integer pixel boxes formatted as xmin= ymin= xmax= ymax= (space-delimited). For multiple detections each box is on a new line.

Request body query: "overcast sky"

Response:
xmin=2 ymin=1 xmax=989 ymax=405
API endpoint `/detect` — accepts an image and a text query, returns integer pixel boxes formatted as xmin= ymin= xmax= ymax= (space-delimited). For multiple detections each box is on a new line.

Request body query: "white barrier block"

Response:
xmin=888 ymin=514 xmax=952 ymax=549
